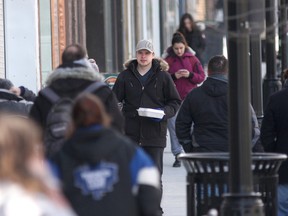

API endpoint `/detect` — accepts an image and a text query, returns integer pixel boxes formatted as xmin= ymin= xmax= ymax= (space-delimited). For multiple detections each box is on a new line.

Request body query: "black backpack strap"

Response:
xmin=83 ymin=81 xmax=108 ymax=93
xmin=40 ymin=87 xmax=61 ymax=103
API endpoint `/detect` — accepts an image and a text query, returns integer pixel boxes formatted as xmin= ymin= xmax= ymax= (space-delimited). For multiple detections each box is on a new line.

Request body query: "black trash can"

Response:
xmin=179 ymin=153 xmax=287 ymax=216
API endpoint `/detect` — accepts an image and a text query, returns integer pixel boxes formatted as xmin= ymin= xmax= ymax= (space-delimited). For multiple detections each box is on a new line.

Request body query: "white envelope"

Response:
xmin=137 ymin=108 xmax=165 ymax=119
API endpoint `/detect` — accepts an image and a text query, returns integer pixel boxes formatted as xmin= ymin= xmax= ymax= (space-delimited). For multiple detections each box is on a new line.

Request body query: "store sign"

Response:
xmin=103 ymin=73 xmax=118 ymax=89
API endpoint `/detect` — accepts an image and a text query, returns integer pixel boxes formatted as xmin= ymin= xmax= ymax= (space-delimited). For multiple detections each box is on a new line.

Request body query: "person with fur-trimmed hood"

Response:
xmin=163 ymin=32 xmax=205 ymax=168
xmin=112 ymin=39 xmax=181 ymax=215
xmin=30 ymin=44 xmax=124 ymax=133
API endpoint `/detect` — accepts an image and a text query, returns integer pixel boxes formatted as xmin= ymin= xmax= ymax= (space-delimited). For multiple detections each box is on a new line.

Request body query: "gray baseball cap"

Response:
xmin=136 ymin=39 xmax=154 ymax=53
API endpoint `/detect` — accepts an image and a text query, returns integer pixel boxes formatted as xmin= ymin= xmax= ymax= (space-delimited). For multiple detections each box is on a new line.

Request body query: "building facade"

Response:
xmin=0 ymin=0 xmax=224 ymax=92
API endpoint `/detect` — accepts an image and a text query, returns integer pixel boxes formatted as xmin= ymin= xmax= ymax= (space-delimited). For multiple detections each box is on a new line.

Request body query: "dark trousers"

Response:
xmin=142 ymin=146 xmax=164 ymax=214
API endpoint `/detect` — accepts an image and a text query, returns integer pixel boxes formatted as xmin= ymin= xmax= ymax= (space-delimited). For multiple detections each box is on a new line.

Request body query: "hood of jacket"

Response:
xmin=46 ymin=66 xmax=103 ymax=86
xmin=202 ymin=77 xmax=228 ymax=97
xmin=123 ymin=58 xmax=169 ymax=72
xmin=161 ymin=46 xmax=196 ymax=59
xmin=64 ymin=127 xmax=125 ymax=163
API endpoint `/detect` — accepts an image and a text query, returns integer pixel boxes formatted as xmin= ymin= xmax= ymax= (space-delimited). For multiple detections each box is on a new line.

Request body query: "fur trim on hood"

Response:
xmin=123 ymin=58 xmax=169 ymax=72
xmin=46 ymin=66 xmax=104 ymax=86
xmin=161 ymin=46 xmax=196 ymax=59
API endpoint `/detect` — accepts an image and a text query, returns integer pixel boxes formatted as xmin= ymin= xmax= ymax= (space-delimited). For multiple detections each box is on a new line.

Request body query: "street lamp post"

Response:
xmin=263 ymin=0 xmax=282 ymax=106
xmin=221 ymin=0 xmax=264 ymax=215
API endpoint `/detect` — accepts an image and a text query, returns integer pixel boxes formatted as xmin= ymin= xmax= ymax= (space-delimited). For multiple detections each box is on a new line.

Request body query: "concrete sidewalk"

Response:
xmin=162 ymin=150 xmax=186 ymax=216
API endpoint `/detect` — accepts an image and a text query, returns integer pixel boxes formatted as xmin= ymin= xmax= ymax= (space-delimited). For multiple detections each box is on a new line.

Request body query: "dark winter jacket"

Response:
xmin=179 ymin=28 xmax=206 ymax=64
xmin=0 ymin=89 xmax=33 ymax=115
xmin=261 ymin=87 xmax=288 ymax=184
xmin=176 ymin=77 xmax=260 ymax=152
xmin=52 ymin=126 xmax=161 ymax=216
xmin=113 ymin=59 xmax=181 ymax=147
xmin=19 ymin=86 xmax=36 ymax=102
xmin=163 ymin=47 xmax=205 ymax=100
xmin=30 ymin=66 xmax=124 ymax=133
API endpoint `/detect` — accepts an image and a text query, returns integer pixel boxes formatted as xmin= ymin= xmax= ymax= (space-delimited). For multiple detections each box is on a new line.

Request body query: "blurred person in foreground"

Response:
xmin=0 ymin=78 xmax=34 ymax=115
xmin=176 ymin=55 xmax=260 ymax=152
xmin=260 ymin=68 xmax=288 ymax=216
xmin=163 ymin=32 xmax=205 ymax=167
xmin=52 ymin=93 xmax=161 ymax=216
xmin=0 ymin=115 xmax=76 ymax=216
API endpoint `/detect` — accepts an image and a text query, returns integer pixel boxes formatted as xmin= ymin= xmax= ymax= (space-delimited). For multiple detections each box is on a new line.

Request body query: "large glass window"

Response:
xmin=160 ymin=0 xmax=180 ymax=52
xmin=39 ymin=0 xmax=52 ymax=87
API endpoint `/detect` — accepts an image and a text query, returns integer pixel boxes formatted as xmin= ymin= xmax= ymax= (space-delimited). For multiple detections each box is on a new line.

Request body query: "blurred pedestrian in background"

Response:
xmin=260 ymin=69 xmax=288 ymax=216
xmin=113 ymin=39 xmax=181 ymax=215
xmin=176 ymin=55 xmax=260 ymax=152
xmin=0 ymin=78 xmax=33 ymax=116
xmin=52 ymin=93 xmax=161 ymax=216
xmin=163 ymin=32 xmax=205 ymax=167
xmin=178 ymin=13 xmax=206 ymax=66
xmin=30 ymin=44 xmax=124 ymax=158
xmin=0 ymin=115 xmax=75 ymax=216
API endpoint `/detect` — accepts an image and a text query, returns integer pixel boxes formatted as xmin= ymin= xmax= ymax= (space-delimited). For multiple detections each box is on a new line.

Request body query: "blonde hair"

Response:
xmin=0 ymin=115 xmax=45 ymax=193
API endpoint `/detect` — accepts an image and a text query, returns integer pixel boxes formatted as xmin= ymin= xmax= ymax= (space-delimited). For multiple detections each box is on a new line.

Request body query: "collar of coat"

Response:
xmin=123 ymin=58 xmax=169 ymax=73
xmin=45 ymin=65 xmax=103 ymax=86
xmin=0 ymin=89 xmax=23 ymax=101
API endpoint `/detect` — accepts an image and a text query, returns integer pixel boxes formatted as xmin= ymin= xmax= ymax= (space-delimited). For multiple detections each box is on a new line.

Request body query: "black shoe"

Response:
xmin=172 ymin=156 xmax=181 ymax=167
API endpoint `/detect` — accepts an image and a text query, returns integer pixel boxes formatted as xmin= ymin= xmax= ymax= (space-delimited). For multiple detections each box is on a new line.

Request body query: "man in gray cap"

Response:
xmin=113 ymin=39 xmax=181 ymax=215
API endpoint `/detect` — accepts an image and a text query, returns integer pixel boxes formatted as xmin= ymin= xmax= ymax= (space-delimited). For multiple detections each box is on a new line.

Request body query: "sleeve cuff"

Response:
xmin=189 ymin=72 xmax=194 ymax=78
xmin=19 ymin=86 xmax=25 ymax=96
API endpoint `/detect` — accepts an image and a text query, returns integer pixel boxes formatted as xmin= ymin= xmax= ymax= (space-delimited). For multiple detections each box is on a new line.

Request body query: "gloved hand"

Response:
xmin=150 ymin=108 xmax=164 ymax=122
xmin=182 ymin=143 xmax=193 ymax=153
xmin=179 ymin=140 xmax=193 ymax=153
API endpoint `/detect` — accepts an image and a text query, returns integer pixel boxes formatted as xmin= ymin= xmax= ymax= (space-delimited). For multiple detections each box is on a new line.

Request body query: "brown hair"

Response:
xmin=68 ymin=93 xmax=111 ymax=136
xmin=61 ymin=44 xmax=87 ymax=64
xmin=171 ymin=32 xmax=188 ymax=48
xmin=283 ymin=68 xmax=288 ymax=80
xmin=0 ymin=115 xmax=45 ymax=193
xmin=208 ymin=55 xmax=228 ymax=76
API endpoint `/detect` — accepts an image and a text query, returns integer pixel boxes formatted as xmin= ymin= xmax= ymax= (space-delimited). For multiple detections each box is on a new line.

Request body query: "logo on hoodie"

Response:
xmin=74 ymin=162 xmax=119 ymax=200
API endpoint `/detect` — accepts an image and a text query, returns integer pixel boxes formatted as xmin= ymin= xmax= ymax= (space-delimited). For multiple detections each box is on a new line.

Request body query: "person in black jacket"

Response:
xmin=112 ymin=39 xmax=181 ymax=214
xmin=176 ymin=55 xmax=260 ymax=152
xmin=178 ymin=13 xmax=206 ymax=65
xmin=30 ymin=44 xmax=124 ymax=133
xmin=260 ymin=68 xmax=288 ymax=216
xmin=52 ymin=93 xmax=161 ymax=216
xmin=0 ymin=79 xmax=33 ymax=115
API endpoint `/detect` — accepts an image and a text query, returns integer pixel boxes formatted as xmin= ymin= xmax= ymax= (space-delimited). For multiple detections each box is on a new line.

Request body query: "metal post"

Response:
xmin=280 ymin=0 xmax=288 ymax=79
xmin=250 ymin=35 xmax=264 ymax=118
xmin=221 ymin=0 xmax=264 ymax=215
xmin=263 ymin=0 xmax=282 ymax=107
xmin=249 ymin=0 xmax=265 ymax=119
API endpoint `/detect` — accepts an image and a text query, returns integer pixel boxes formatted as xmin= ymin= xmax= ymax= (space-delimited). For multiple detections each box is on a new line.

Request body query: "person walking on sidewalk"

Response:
xmin=260 ymin=69 xmax=288 ymax=216
xmin=176 ymin=55 xmax=260 ymax=152
xmin=163 ymin=32 xmax=205 ymax=167
xmin=178 ymin=13 xmax=206 ymax=65
xmin=30 ymin=44 xmax=123 ymax=133
xmin=113 ymin=39 xmax=181 ymax=214
xmin=52 ymin=94 xmax=161 ymax=216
